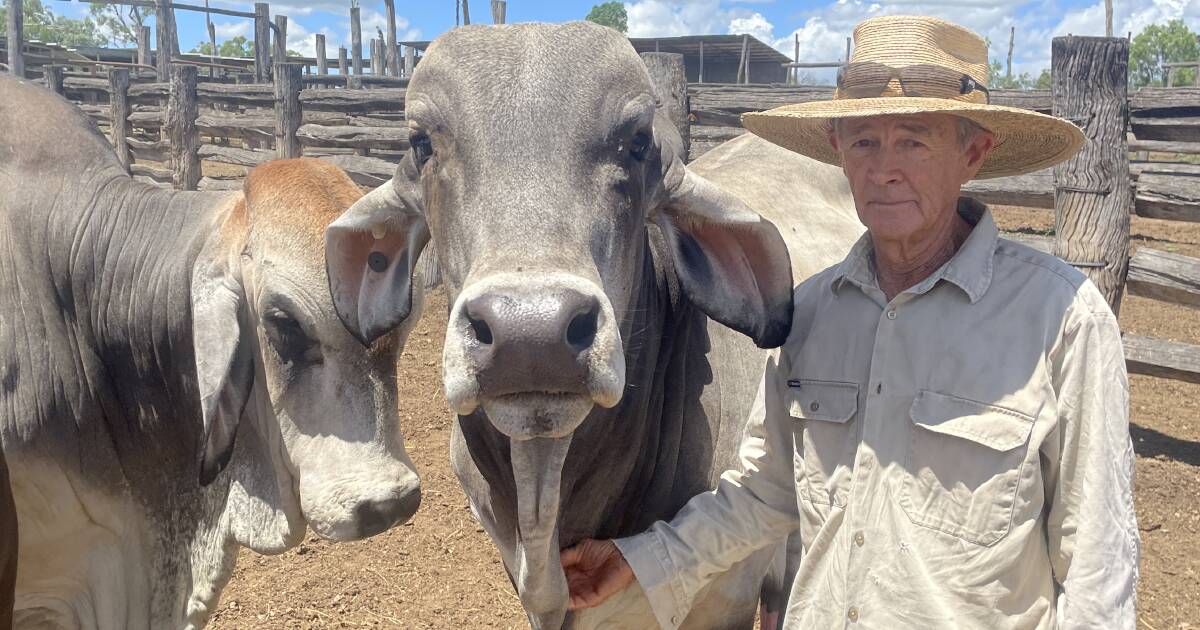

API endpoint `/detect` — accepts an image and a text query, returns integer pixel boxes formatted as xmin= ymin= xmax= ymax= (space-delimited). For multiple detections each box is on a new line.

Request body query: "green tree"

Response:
xmin=1035 ymin=68 xmax=1051 ymax=90
xmin=87 ymin=2 xmax=153 ymax=46
xmin=1130 ymin=19 xmax=1200 ymax=87
xmin=0 ymin=0 xmax=106 ymax=47
xmin=988 ymin=59 xmax=1034 ymax=90
xmin=191 ymin=35 xmax=254 ymax=58
xmin=586 ymin=1 xmax=627 ymax=34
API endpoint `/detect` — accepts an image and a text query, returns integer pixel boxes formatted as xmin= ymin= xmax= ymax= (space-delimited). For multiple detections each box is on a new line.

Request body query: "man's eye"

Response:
xmin=902 ymin=139 xmax=926 ymax=149
xmin=852 ymin=139 xmax=874 ymax=148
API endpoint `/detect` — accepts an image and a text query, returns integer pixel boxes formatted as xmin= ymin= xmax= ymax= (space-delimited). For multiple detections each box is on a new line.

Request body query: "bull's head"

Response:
xmin=324 ymin=22 xmax=793 ymax=627
xmin=192 ymin=159 xmax=422 ymax=546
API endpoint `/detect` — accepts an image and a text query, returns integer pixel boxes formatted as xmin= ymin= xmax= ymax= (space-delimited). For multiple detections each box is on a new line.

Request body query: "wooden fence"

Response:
xmin=42 ymin=41 xmax=1200 ymax=387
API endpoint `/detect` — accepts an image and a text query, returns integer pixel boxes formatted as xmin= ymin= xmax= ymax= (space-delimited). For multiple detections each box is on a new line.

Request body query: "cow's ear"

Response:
xmin=325 ymin=159 xmax=430 ymax=346
xmin=191 ymin=230 xmax=255 ymax=486
xmin=652 ymin=142 xmax=794 ymax=349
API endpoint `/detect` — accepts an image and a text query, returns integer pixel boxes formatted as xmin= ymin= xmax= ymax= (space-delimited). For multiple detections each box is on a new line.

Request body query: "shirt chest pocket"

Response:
xmin=898 ymin=390 xmax=1035 ymax=546
xmin=788 ymin=379 xmax=860 ymax=508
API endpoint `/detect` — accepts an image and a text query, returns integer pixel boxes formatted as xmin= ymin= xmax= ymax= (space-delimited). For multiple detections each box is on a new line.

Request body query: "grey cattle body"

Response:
xmin=1 ymin=450 xmax=15 ymax=630
xmin=0 ymin=75 xmax=424 ymax=629
xmin=323 ymin=22 xmax=862 ymax=629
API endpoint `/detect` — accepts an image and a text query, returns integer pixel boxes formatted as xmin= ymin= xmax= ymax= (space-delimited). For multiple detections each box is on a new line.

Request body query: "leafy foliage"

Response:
xmin=586 ymin=1 xmax=627 ymax=34
xmin=191 ymin=35 xmax=254 ymax=58
xmin=987 ymin=59 xmax=1043 ymax=90
xmin=0 ymin=0 xmax=106 ymax=47
xmin=1130 ymin=19 xmax=1200 ymax=87
xmin=87 ymin=2 xmax=153 ymax=46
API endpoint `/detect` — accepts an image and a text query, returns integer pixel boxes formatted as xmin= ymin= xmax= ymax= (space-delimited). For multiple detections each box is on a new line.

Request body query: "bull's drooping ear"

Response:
xmin=191 ymin=232 xmax=255 ymax=486
xmin=652 ymin=140 xmax=795 ymax=349
xmin=325 ymin=161 xmax=430 ymax=346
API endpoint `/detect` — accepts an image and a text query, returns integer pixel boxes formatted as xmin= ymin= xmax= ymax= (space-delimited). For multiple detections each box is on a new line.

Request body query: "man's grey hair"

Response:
xmin=829 ymin=115 xmax=988 ymax=148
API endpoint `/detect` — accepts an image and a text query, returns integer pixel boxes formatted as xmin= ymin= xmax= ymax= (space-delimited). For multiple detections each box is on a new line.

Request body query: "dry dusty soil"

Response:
xmin=209 ymin=206 xmax=1200 ymax=630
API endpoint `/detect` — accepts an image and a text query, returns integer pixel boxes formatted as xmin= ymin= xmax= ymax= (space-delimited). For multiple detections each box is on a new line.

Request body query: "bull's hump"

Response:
xmin=0 ymin=74 xmax=122 ymax=173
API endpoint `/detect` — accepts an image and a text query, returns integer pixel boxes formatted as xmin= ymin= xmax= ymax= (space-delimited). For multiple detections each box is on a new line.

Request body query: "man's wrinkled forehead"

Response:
xmin=836 ymin=113 xmax=959 ymax=137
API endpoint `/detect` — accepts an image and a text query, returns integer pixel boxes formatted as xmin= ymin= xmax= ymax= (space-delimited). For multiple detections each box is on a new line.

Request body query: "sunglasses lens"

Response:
xmin=895 ymin=65 xmax=963 ymax=97
xmin=839 ymin=63 xmax=895 ymax=99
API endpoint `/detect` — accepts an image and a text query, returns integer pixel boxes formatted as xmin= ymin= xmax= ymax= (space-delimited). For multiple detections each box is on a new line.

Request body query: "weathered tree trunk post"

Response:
xmin=369 ymin=38 xmax=379 ymax=75
xmin=45 ymin=65 xmax=64 ymax=95
xmin=6 ymin=0 xmax=24 ymax=78
xmin=736 ymin=34 xmax=748 ymax=84
xmin=109 ymin=68 xmax=132 ymax=172
xmin=491 ymin=0 xmax=506 ymax=24
xmin=640 ymin=53 xmax=689 ymax=162
xmin=273 ymin=15 xmax=288 ymax=67
xmin=137 ymin=25 xmax=152 ymax=72
xmin=206 ymin=8 xmax=217 ymax=78
xmin=166 ymin=65 xmax=200 ymax=191
xmin=791 ymin=34 xmax=798 ymax=83
xmin=274 ymin=62 xmax=303 ymax=159
xmin=1105 ymin=0 xmax=1113 ymax=38
xmin=403 ymin=45 xmax=414 ymax=78
xmin=1006 ymin=26 xmax=1014 ymax=81
xmin=1168 ymin=65 xmax=1177 ymax=88
xmin=1052 ymin=36 xmax=1131 ymax=313
xmin=350 ymin=6 xmax=363 ymax=76
xmin=254 ymin=2 xmax=270 ymax=82
xmin=698 ymin=40 xmax=705 ymax=83
xmin=155 ymin=0 xmax=178 ymax=79
xmin=315 ymin=34 xmax=327 ymax=75
xmin=461 ymin=0 xmax=470 ymax=25
xmin=338 ymin=46 xmax=348 ymax=82
xmin=385 ymin=0 xmax=400 ymax=77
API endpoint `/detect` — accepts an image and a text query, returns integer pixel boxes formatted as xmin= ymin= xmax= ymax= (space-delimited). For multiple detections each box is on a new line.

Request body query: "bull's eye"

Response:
xmin=630 ymin=132 xmax=651 ymax=161
xmin=264 ymin=310 xmax=321 ymax=366
xmin=411 ymin=134 xmax=434 ymax=168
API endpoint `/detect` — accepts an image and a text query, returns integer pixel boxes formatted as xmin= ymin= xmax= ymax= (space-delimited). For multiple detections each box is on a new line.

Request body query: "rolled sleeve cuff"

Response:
xmin=614 ymin=531 xmax=687 ymax=630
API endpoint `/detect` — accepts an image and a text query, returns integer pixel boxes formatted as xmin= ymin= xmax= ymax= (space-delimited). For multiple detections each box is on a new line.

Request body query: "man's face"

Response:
xmin=830 ymin=113 xmax=993 ymax=245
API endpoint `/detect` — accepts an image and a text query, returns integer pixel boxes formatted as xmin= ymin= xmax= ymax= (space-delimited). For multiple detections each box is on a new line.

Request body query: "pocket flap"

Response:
xmin=909 ymin=390 xmax=1033 ymax=452
xmin=787 ymin=379 xmax=859 ymax=423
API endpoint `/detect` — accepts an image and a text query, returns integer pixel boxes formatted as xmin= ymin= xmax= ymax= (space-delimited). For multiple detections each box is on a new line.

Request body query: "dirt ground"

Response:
xmin=209 ymin=207 xmax=1200 ymax=630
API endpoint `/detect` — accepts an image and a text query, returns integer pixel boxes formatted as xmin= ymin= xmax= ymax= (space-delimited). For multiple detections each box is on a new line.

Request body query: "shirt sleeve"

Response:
xmin=612 ymin=347 xmax=803 ymax=630
xmin=1044 ymin=300 xmax=1139 ymax=629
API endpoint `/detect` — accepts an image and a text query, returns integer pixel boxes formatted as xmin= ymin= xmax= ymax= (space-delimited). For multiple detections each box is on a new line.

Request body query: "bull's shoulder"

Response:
xmin=0 ymin=75 xmax=122 ymax=176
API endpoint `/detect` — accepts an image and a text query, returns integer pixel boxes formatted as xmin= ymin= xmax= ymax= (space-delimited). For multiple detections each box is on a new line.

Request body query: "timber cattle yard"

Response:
xmin=3 ymin=2 xmax=1200 ymax=628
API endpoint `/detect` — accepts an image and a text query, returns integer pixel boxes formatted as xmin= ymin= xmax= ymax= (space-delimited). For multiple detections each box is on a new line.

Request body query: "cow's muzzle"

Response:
xmin=443 ymin=272 xmax=625 ymax=439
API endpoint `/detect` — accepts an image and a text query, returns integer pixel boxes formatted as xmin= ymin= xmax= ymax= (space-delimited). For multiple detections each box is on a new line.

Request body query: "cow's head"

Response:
xmin=324 ymin=22 xmax=793 ymax=623
xmin=191 ymin=159 xmax=422 ymax=545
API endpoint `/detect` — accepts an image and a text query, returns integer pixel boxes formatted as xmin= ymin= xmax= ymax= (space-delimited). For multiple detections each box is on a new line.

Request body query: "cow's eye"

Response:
xmin=411 ymin=134 xmax=434 ymax=168
xmin=630 ymin=132 xmax=651 ymax=161
xmin=264 ymin=310 xmax=321 ymax=366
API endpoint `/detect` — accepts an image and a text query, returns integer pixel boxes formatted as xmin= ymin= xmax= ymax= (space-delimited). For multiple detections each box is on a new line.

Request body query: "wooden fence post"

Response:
xmin=461 ymin=0 xmax=470 ymax=25
xmin=369 ymin=38 xmax=379 ymax=75
xmin=338 ymin=46 xmax=349 ymax=82
xmin=315 ymin=34 xmax=327 ymax=75
xmin=167 ymin=66 xmax=200 ymax=191
xmin=254 ymin=2 xmax=270 ymax=82
xmin=274 ymin=63 xmax=302 ymax=159
xmin=385 ymin=0 xmax=400 ymax=77
xmin=155 ymin=0 xmax=177 ymax=79
xmin=640 ymin=53 xmax=689 ymax=162
xmin=736 ymin=34 xmax=748 ymax=84
xmin=137 ymin=25 xmax=152 ymax=72
xmin=109 ymin=68 xmax=132 ymax=172
xmin=350 ymin=6 xmax=363 ymax=76
xmin=698 ymin=40 xmax=705 ymax=83
xmin=45 ymin=65 xmax=64 ymax=95
xmin=491 ymin=0 xmax=506 ymax=24
xmin=403 ymin=45 xmax=415 ymax=78
xmin=273 ymin=15 xmax=288 ymax=67
xmin=6 ymin=0 xmax=23 ymax=78
xmin=1052 ymin=36 xmax=1131 ymax=313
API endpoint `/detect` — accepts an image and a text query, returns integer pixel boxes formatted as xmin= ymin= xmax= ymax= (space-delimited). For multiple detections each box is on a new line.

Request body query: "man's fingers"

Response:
xmin=560 ymin=545 xmax=583 ymax=568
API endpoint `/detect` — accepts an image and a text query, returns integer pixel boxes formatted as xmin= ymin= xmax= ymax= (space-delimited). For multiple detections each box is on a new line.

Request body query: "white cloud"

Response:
xmin=729 ymin=12 xmax=775 ymax=44
xmin=625 ymin=0 xmax=729 ymax=37
xmin=213 ymin=21 xmax=251 ymax=39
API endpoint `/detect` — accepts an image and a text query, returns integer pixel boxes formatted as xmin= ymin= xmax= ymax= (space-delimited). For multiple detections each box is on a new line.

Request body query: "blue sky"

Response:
xmin=49 ymin=0 xmax=1200 ymax=80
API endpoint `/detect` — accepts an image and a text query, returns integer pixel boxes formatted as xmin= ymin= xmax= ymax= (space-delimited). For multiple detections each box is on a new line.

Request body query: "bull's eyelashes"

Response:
xmin=411 ymin=133 xmax=434 ymax=169
xmin=264 ymin=309 xmax=322 ymax=366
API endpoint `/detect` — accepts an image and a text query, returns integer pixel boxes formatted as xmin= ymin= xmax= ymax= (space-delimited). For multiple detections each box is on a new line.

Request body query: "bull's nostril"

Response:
xmin=468 ymin=315 xmax=494 ymax=345
xmin=566 ymin=307 xmax=599 ymax=352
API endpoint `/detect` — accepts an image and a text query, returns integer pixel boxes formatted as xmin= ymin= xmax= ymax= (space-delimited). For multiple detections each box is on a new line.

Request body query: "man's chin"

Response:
xmin=480 ymin=393 xmax=594 ymax=440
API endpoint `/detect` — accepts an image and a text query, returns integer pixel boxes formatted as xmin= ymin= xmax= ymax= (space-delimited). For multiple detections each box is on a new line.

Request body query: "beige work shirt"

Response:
xmin=614 ymin=200 xmax=1139 ymax=629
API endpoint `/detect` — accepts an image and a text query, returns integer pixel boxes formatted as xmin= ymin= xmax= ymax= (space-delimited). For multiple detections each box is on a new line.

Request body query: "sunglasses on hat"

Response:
xmin=836 ymin=62 xmax=990 ymax=104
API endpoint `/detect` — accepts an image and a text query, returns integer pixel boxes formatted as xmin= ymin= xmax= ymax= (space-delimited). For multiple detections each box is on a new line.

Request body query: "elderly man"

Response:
xmin=561 ymin=15 xmax=1139 ymax=629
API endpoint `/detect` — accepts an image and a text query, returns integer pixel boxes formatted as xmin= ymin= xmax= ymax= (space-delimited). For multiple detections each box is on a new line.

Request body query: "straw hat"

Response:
xmin=742 ymin=15 xmax=1084 ymax=179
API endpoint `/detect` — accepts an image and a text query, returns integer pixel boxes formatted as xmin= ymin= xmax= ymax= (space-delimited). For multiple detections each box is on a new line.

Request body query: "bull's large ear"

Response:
xmin=191 ymin=229 xmax=255 ymax=486
xmin=651 ymin=124 xmax=794 ymax=348
xmin=325 ymin=159 xmax=430 ymax=346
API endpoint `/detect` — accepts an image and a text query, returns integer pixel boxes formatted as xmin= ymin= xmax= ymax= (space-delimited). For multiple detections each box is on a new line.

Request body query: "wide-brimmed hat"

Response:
xmin=741 ymin=15 xmax=1084 ymax=179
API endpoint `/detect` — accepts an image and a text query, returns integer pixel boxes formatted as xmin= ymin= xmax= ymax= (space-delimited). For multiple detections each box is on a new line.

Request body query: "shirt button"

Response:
xmin=854 ymin=531 xmax=865 ymax=547
xmin=810 ymin=401 xmax=820 ymax=412
xmin=886 ymin=310 xmax=897 ymax=320
xmin=848 ymin=606 xmax=860 ymax=622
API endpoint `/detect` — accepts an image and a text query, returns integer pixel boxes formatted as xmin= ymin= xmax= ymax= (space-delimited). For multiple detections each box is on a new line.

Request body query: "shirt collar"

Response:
xmin=830 ymin=197 xmax=998 ymax=304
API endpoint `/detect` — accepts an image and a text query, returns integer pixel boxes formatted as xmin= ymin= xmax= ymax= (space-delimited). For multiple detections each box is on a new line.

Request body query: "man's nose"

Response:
xmin=867 ymin=149 xmax=905 ymax=186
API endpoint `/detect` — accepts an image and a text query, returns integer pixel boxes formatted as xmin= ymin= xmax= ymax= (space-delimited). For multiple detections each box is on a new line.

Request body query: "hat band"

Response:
xmin=835 ymin=62 xmax=990 ymax=105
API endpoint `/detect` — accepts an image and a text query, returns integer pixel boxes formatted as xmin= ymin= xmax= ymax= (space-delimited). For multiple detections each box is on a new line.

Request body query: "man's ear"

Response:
xmin=325 ymin=155 xmax=430 ymax=346
xmin=191 ymin=219 xmax=254 ymax=486
xmin=963 ymin=129 xmax=996 ymax=180
xmin=650 ymin=118 xmax=795 ymax=349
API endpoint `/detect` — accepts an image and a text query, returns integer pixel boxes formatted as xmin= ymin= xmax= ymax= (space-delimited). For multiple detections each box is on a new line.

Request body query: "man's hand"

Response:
xmin=561 ymin=539 xmax=635 ymax=610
